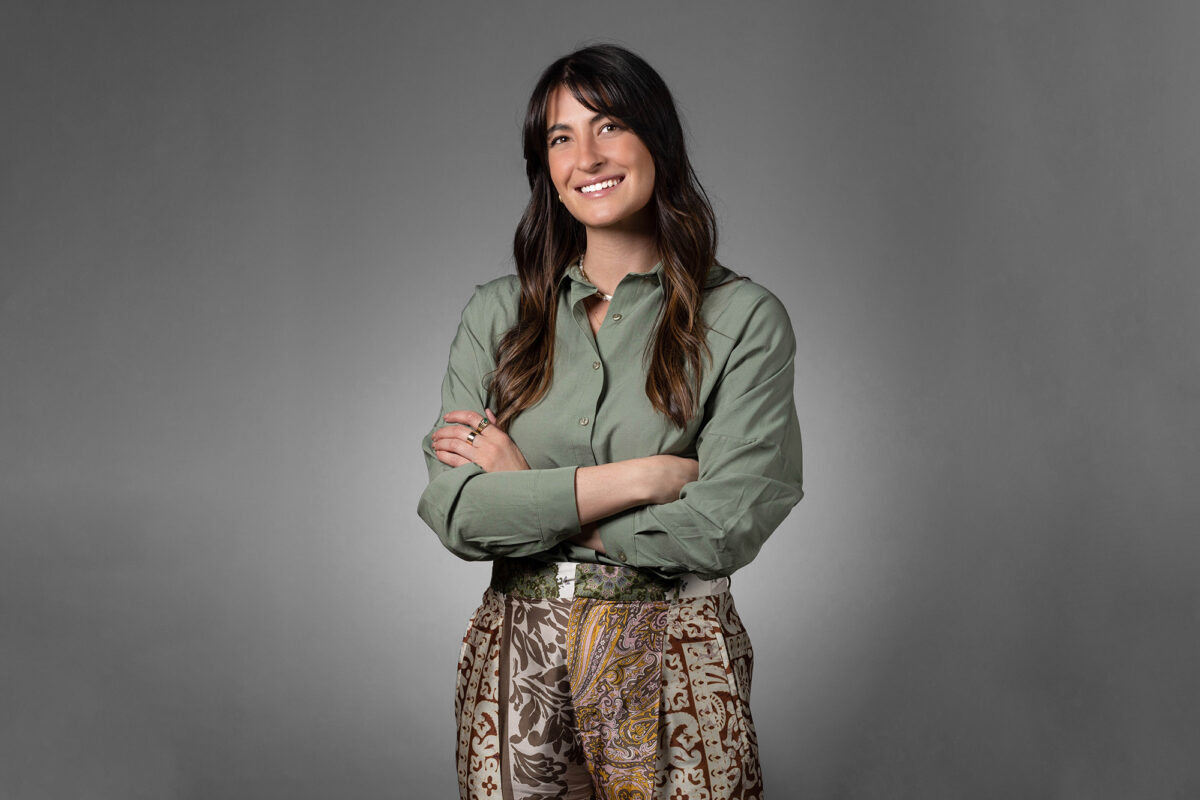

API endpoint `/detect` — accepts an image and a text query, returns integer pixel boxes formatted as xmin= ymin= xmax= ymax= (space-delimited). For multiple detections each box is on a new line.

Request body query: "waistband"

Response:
xmin=490 ymin=557 xmax=730 ymax=601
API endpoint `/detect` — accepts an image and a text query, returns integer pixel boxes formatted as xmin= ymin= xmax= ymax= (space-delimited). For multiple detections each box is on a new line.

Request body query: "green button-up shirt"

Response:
xmin=417 ymin=261 xmax=803 ymax=578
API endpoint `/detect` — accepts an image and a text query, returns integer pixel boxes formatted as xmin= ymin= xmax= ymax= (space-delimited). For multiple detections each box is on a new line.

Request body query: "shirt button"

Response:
xmin=579 ymin=417 xmax=590 ymax=426
xmin=617 ymin=549 xmax=628 ymax=562
xmin=592 ymin=361 xmax=601 ymax=370
xmin=611 ymin=313 xmax=622 ymax=321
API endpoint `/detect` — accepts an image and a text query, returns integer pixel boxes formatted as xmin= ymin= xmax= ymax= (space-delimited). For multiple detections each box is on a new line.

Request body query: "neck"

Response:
xmin=581 ymin=227 xmax=659 ymax=296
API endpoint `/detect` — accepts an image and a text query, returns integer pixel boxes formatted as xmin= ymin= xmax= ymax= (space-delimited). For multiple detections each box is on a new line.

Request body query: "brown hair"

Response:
xmin=492 ymin=44 xmax=719 ymax=430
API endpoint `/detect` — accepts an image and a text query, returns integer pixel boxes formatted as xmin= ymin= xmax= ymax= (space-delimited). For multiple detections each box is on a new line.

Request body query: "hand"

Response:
xmin=571 ymin=523 xmax=605 ymax=553
xmin=643 ymin=454 xmax=699 ymax=505
xmin=431 ymin=409 xmax=530 ymax=473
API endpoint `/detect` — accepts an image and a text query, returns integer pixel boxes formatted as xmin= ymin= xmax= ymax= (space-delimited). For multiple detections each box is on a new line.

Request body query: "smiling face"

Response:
xmin=545 ymin=85 xmax=656 ymax=234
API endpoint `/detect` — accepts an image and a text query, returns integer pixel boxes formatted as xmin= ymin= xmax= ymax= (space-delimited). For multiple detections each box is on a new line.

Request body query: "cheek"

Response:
xmin=632 ymin=148 xmax=655 ymax=192
xmin=637 ymin=163 xmax=656 ymax=201
xmin=547 ymin=154 xmax=571 ymax=189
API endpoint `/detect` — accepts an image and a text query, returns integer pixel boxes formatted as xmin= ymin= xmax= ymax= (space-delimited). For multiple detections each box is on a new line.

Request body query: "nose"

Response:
xmin=574 ymin=136 xmax=603 ymax=172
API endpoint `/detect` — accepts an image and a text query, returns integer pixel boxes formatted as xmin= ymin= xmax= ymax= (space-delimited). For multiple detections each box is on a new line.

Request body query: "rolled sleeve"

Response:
xmin=595 ymin=289 xmax=804 ymax=577
xmin=418 ymin=461 xmax=580 ymax=560
xmin=416 ymin=280 xmax=582 ymax=561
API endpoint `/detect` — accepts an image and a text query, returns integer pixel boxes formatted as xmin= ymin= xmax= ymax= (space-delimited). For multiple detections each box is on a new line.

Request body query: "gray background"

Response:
xmin=3 ymin=1 xmax=1197 ymax=798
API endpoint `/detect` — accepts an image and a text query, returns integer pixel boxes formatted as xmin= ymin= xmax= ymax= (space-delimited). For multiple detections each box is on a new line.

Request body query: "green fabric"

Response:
xmin=571 ymin=562 xmax=678 ymax=601
xmin=489 ymin=558 xmax=679 ymax=601
xmin=489 ymin=557 xmax=562 ymax=599
xmin=417 ymin=261 xmax=803 ymax=578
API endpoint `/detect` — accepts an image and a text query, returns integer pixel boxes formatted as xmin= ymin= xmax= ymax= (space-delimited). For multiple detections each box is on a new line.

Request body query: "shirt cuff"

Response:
xmin=534 ymin=465 xmax=582 ymax=548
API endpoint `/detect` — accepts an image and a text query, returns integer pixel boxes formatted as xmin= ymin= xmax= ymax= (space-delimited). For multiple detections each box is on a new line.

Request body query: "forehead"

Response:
xmin=546 ymin=85 xmax=603 ymax=129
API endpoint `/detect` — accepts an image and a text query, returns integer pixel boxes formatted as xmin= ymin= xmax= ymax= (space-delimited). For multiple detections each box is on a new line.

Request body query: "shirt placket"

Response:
xmin=565 ymin=270 xmax=657 ymax=470
xmin=568 ymin=289 xmax=604 ymax=469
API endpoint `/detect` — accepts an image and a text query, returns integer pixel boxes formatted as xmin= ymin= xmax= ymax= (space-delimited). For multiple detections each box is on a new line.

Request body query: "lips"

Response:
xmin=577 ymin=176 xmax=624 ymax=194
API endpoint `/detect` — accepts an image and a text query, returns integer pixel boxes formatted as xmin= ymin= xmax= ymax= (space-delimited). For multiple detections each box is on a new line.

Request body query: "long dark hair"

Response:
xmin=492 ymin=44 xmax=719 ymax=430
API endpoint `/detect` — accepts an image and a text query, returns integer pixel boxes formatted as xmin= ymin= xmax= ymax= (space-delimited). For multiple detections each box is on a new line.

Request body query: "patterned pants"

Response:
xmin=455 ymin=559 xmax=762 ymax=800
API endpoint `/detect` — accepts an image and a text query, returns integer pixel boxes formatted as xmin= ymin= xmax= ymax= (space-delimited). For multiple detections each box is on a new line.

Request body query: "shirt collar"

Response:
xmin=560 ymin=260 xmax=732 ymax=294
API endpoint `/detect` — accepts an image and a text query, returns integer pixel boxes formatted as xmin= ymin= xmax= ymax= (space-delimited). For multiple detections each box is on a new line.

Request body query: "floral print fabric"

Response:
xmin=491 ymin=558 xmax=679 ymax=602
xmin=455 ymin=566 xmax=761 ymax=799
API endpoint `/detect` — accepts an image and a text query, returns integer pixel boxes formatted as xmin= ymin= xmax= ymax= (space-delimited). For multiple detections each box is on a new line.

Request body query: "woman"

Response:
xmin=419 ymin=44 xmax=802 ymax=800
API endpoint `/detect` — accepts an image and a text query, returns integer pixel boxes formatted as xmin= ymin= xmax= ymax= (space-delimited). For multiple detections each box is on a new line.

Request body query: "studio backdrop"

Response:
xmin=2 ymin=1 xmax=1198 ymax=798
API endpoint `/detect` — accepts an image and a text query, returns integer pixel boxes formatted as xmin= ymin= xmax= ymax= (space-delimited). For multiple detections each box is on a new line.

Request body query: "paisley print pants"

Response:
xmin=455 ymin=559 xmax=762 ymax=800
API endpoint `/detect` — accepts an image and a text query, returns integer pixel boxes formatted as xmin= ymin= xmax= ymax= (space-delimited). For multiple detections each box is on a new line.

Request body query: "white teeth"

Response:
xmin=580 ymin=178 xmax=621 ymax=194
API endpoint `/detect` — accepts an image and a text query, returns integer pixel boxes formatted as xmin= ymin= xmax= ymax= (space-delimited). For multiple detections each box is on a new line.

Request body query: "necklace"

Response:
xmin=578 ymin=254 xmax=614 ymax=302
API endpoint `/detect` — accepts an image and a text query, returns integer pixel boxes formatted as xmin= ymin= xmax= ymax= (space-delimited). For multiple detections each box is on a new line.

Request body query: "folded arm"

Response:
xmin=417 ymin=283 xmax=699 ymax=560
xmin=585 ymin=290 xmax=804 ymax=578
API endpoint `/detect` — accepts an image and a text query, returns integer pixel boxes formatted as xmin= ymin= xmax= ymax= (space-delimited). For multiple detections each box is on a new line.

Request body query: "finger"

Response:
xmin=443 ymin=409 xmax=487 ymax=427
xmin=434 ymin=449 xmax=471 ymax=468
xmin=485 ymin=408 xmax=497 ymax=424
xmin=432 ymin=425 xmax=470 ymax=442
xmin=435 ymin=437 xmax=469 ymax=455
xmin=433 ymin=422 xmax=479 ymax=443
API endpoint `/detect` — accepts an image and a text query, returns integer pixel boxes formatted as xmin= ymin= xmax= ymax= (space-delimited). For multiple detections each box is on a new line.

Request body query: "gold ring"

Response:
xmin=465 ymin=431 xmax=477 ymax=445
xmin=474 ymin=417 xmax=491 ymax=434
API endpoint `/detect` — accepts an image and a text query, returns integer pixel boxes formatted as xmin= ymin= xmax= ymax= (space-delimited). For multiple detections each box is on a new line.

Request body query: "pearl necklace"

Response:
xmin=578 ymin=254 xmax=614 ymax=302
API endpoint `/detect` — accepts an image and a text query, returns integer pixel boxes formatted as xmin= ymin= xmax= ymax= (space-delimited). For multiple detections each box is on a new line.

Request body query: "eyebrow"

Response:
xmin=546 ymin=112 xmax=608 ymax=137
